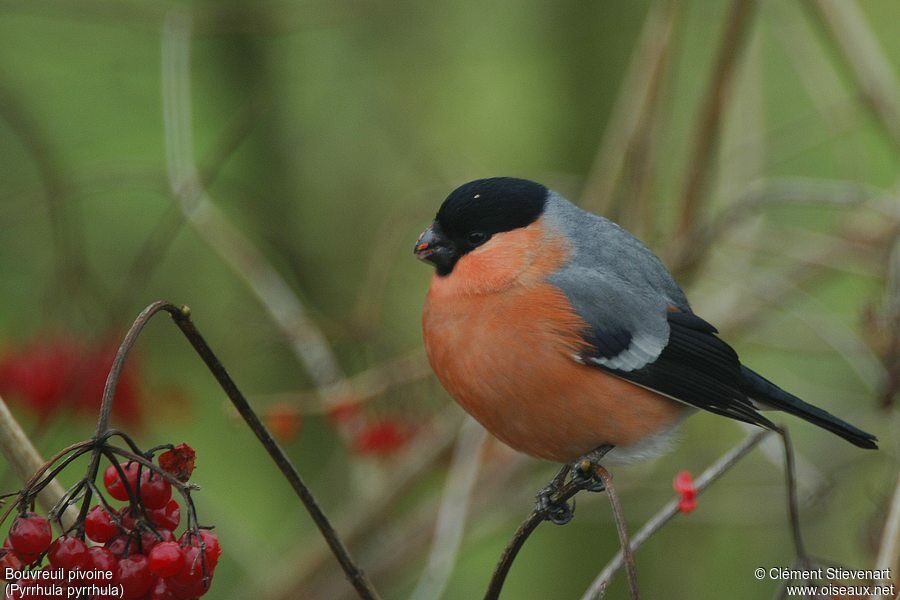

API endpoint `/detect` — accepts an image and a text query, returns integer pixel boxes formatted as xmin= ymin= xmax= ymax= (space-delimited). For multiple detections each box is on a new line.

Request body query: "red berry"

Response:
xmin=119 ymin=507 xmax=137 ymax=531
xmin=0 ymin=539 xmax=24 ymax=571
xmin=139 ymin=471 xmax=172 ymax=509
xmin=147 ymin=499 xmax=180 ymax=531
xmin=352 ymin=420 xmax=411 ymax=456
xmin=180 ymin=530 xmax=221 ymax=570
xmin=85 ymin=506 xmax=120 ymax=542
xmin=0 ymin=338 xmax=79 ymax=416
xmin=148 ymin=541 xmax=184 ymax=578
xmin=48 ymin=535 xmax=89 ymax=570
xmin=8 ymin=512 xmax=52 ymax=555
xmin=673 ymin=470 xmax=697 ymax=513
xmin=140 ymin=528 xmax=175 ymax=554
xmin=678 ymin=497 xmax=697 ymax=513
xmin=673 ymin=470 xmax=695 ymax=495
xmin=265 ymin=403 xmax=303 ymax=442
xmin=148 ymin=577 xmax=177 ymax=600
xmin=167 ymin=546 xmax=212 ymax=597
xmin=104 ymin=462 xmax=140 ymax=501
xmin=158 ymin=444 xmax=196 ymax=483
xmin=325 ymin=398 xmax=361 ymax=425
xmin=117 ymin=554 xmax=153 ymax=599
xmin=105 ymin=534 xmax=135 ymax=558
xmin=86 ymin=545 xmax=118 ymax=574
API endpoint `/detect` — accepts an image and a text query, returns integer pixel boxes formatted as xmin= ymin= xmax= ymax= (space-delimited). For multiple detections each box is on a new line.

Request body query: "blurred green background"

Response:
xmin=1 ymin=0 xmax=899 ymax=598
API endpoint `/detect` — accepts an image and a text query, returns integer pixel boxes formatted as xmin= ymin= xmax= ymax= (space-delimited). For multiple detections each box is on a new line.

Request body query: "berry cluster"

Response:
xmin=2 ymin=446 xmax=220 ymax=599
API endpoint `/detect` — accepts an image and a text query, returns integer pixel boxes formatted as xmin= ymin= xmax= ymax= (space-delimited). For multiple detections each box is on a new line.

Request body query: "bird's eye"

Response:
xmin=467 ymin=231 xmax=489 ymax=246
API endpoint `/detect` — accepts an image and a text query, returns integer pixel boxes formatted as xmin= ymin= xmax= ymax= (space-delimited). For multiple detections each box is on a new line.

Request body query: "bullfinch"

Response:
xmin=415 ymin=177 xmax=877 ymax=466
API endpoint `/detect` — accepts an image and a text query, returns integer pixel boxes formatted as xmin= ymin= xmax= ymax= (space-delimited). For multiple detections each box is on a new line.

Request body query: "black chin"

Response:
xmin=428 ymin=249 xmax=459 ymax=276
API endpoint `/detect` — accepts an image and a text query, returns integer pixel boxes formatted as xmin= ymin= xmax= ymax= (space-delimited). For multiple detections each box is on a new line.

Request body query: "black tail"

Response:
xmin=739 ymin=366 xmax=878 ymax=450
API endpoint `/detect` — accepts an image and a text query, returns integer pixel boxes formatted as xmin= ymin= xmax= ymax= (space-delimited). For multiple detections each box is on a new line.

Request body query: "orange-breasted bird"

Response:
xmin=415 ymin=177 xmax=877 ymax=469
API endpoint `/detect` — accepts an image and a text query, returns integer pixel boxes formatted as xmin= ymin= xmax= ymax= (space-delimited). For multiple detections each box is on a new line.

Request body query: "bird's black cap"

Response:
xmin=435 ymin=177 xmax=548 ymax=243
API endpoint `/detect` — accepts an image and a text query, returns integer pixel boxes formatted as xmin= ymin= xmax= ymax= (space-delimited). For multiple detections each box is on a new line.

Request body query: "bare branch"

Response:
xmin=255 ymin=349 xmax=431 ymax=417
xmin=252 ymin=405 xmax=463 ymax=600
xmin=672 ymin=0 xmax=756 ymax=272
xmin=806 ymin=0 xmax=900 ymax=152
xmin=580 ymin=0 xmax=677 ymax=217
xmin=0 ymin=394 xmax=77 ymax=526
xmin=160 ymin=10 xmax=348 ymax=393
xmin=482 ymin=473 xmax=587 ymax=600
xmin=871 ymin=473 xmax=900 ymax=600
xmin=594 ymin=467 xmax=639 ymax=599
xmin=84 ymin=302 xmax=379 ymax=599
xmin=581 ymin=430 xmax=770 ymax=599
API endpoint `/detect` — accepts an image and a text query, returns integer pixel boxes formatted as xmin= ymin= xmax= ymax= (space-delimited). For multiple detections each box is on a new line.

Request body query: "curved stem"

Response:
xmin=776 ymin=427 xmax=807 ymax=560
xmin=594 ymin=466 xmax=639 ymax=599
xmin=580 ymin=430 xmax=770 ymax=599
xmin=95 ymin=300 xmax=178 ymax=437
xmin=166 ymin=306 xmax=379 ymax=599
xmin=483 ymin=475 xmax=590 ymax=600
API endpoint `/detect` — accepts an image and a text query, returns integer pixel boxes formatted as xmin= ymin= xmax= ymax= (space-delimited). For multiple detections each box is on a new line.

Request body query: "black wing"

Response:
xmin=584 ymin=310 xmax=776 ymax=429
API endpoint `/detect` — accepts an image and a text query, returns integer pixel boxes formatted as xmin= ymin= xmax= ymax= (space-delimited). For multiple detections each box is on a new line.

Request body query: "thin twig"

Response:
xmin=168 ymin=305 xmax=380 ymax=599
xmin=483 ymin=447 xmax=614 ymax=600
xmin=0 ymin=80 xmax=96 ymax=313
xmin=305 ymin=452 xmax=531 ymax=600
xmin=766 ymin=0 xmax=863 ymax=179
xmin=805 ymin=0 xmax=900 ymax=152
xmin=871 ymin=473 xmax=900 ymax=600
xmin=0 ymin=395 xmax=77 ymax=526
xmin=775 ymin=428 xmax=807 ymax=561
xmin=409 ymin=417 xmax=488 ymax=600
xmin=482 ymin=476 xmax=586 ymax=600
xmin=160 ymin=10 xmax=348 ymax=394
xmin=262 ymin=406 xmax=463 ymax=600
xmin=594 ymin=466 xmax=639 ymax=600
xmin=255 ymin=349 xmax=432 ymax=416
xmin=90 ymin=302 xmax=379 ymax=599
xmin=671 ymin=0 xmax=756 ymax=275
xmin=581 ymin=430 xmax=770 ymax=599
xmin=580 ymin=0 xmax=678 ymax=217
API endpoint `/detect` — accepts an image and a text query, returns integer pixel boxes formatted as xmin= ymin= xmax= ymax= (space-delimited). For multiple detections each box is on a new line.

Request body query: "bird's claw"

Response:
xmin=535 ymin=484 xmax=575 ymax=525
xmin=571 ymin=459 xmax=606 ymax=493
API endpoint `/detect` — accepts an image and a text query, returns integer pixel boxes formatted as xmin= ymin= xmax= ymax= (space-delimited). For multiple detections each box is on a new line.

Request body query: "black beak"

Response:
xmin=414 ymin=222 xmax=458 ymax=275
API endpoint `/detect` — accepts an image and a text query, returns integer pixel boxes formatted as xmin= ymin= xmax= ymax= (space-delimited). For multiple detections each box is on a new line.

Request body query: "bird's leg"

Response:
xmin=570 ymin=444 xmax=615 ymax=492
xmin=534 ymin=445 xmax=615 ymax=525
xmin=535 ymin=463 xmax=574 ymax=525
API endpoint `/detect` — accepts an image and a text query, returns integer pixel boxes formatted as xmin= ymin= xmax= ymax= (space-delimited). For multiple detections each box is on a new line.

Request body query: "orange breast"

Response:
xmin=422 ymin=222 xmax=684 ymax=462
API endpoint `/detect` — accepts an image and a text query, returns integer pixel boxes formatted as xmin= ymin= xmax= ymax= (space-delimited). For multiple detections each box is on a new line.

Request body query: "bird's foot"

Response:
xmin=570 ymin=445 xmax=614 ymax=493
xmin=535 ymin=464 xmax=574 ymax=525
xmin=534 ymin=445 xmax=614 ymax=525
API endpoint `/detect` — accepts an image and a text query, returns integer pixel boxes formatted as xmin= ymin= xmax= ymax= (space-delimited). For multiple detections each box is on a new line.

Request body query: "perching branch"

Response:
xmin=483 ymin=473 xmax=591 ymax=600
xmin=594 ymin=466 xmax=639 ymax=600
xmin=484 ymin=457 xmax=636 ymax=600
xmin=580 ymin=430 xmax=770 ymax=599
